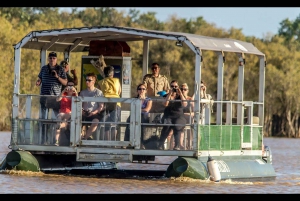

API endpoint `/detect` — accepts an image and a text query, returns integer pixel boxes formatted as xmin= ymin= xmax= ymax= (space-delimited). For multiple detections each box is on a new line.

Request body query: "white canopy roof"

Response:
xmin=14 ymin=26 xmax=264 ymax=56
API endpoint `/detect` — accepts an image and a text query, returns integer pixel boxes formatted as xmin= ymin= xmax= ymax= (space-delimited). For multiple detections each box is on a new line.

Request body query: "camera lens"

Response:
xmin=173 ymin=88 xmax=177 ymax=92
xmin=51 ymin=71 xmax=56 ymax=76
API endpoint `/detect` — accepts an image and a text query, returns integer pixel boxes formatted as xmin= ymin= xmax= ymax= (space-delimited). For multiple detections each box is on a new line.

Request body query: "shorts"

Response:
xmin=82 ymin=111 xmax=104 ymax=124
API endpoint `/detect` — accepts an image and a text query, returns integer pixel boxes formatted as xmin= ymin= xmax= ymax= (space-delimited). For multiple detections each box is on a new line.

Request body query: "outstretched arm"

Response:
xmin=71 ymin=69 xmax=78 ymax=86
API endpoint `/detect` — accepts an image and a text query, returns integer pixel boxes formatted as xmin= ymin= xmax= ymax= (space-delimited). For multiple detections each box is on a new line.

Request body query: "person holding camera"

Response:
xmin=157 ymin=80 xmax=187 ymax=150
xmin=36 ymin=52 xmax=68 ymax=114
xmin=54 ymin=81 xmax=78 ymax=146
xmin=60 ymin=60 xmax=78 ymax=91
xmin=36 ymin=52 xmax=67 ymax=144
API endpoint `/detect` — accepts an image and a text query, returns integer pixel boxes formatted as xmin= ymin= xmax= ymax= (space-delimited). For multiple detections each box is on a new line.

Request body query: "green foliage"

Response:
xmin=278 ymin=15 xmax=300 ymax=50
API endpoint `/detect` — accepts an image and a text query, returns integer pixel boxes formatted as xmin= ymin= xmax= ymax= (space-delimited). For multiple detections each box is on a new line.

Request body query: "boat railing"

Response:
xmin=11 ymin=94 xmax=263 ymax=153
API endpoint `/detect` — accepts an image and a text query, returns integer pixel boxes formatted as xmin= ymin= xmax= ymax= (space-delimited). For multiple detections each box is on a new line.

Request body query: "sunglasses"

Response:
xmin=86 ymin=79 xmax=93 ymax=82
xmin=49 ymin=57 xmax=56 ymax=60
xmin=138 ymin=88 xmax=146 ymax=91
xmin=181 ymin=88 xmax=188 ymax=91
xmin=170 ymin=85 xmax=178 ymax=88
xmin=152 ymin=67 xmax=158 ymax=70
xmin=67 ymin=85 xmax=74 ymax=87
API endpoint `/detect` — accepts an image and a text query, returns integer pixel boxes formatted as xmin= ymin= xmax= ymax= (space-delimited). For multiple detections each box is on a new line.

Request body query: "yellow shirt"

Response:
xmin=98 ymin=77 xmax=121 ymax=107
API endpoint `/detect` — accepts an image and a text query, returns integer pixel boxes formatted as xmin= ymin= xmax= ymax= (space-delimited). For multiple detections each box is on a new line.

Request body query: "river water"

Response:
xmin=0 ymin=131 xmax=299 ymax=194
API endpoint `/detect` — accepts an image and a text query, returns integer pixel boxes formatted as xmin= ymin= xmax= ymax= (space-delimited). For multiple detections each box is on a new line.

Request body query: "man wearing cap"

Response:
xmin=36 ymin=52 xmax=67 ymax=144
xmin=60 ymin=60 xmax=78 ymax=91
xmin=142 ymin=63 xmax=170 ymax=97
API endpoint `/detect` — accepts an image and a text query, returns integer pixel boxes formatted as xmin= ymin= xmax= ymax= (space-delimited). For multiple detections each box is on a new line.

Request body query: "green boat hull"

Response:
xmin=5 ymin=150 xmax=40 ymax=172
xmin=165 ymin=156 xmax=276 ymax=181
xmin=165 ymin=157 xmax=209 ymax=179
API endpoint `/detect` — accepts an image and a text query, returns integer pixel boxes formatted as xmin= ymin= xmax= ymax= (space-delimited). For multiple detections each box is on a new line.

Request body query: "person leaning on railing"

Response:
xmin=157 ymin=80 xmax=187 ymax=150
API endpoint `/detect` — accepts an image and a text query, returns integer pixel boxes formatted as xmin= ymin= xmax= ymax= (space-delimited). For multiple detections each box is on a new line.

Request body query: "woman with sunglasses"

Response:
xmin=54 ymin=81 xmax=78 ymax=146
xmin=180 ymin=83 xmax=194 ymax=150
xmin=158 ymin=80 xmax=187 ymax=150
xmin=167 ymin=83 xmax=194 ymax=150
xmin=124 ymin=83 xmax=152 ymax=149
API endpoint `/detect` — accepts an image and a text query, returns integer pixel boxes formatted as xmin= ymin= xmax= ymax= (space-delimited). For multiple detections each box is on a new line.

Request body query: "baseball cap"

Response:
xmin=48 ymin=52 xmax=57 ymax=57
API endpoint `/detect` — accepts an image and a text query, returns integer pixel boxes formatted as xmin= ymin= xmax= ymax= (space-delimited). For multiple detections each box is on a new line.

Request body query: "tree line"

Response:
xmin=0 ymin=7 xmax=299 ymax=138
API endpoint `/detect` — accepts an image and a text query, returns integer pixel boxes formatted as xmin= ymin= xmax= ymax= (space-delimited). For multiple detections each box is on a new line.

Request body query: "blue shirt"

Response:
xmin=141 ymin=97 xmax=151 ymax=114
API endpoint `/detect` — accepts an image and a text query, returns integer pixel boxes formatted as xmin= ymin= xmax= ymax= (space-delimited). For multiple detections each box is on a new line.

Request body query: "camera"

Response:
xmin=82 ymin=109 xmax=90 ymax=116
xmin=172 ymin=88 xmax=177 ymax=92
xmin=51 ymin=70 xmax=57 ymax=76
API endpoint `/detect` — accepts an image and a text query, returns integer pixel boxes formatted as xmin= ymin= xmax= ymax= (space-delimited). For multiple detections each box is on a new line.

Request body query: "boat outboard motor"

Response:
xmin=207 ymin=156 xmax=221 ymax=182
xmin=262 ymin=145 xmax=272 ymax=164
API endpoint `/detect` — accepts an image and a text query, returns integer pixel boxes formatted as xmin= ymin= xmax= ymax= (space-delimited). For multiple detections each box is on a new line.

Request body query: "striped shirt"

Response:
xmin=38 ymin=64 xmax=67 ymax=96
